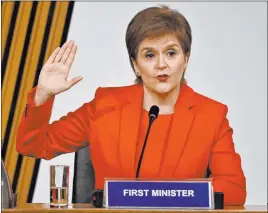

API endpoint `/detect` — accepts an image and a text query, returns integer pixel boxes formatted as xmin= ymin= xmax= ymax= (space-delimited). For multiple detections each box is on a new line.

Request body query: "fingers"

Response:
xmin=65 ymin=76 xmax=83 ymax=89
xmin=47 ymin=40 xmax=77 ymax=68
xmin=46 ymin=47 xmax=60 ymax=64
xmin=65 ymin=44 xmax=77 ymax=68
xmin=60 ymin=41 xmax=75 ymax=64
xmin=54 ymin=41 xmax=72 ymax=63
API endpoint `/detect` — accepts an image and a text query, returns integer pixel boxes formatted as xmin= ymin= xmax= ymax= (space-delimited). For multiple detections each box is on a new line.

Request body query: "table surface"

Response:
xmin=1 ymin=204 xmax=267 ymax=213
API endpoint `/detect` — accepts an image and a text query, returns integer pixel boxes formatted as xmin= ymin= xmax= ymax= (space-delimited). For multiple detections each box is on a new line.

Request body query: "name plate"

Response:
xmin=103 ymin=179 xmax=214 ymax=209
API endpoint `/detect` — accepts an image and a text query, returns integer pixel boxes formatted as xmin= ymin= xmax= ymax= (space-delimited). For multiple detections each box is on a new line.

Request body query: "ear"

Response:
xmin=184 ymin=53 xmax=190 ymax=70
xmin=131 ymin=57 xmax=139 ymax=73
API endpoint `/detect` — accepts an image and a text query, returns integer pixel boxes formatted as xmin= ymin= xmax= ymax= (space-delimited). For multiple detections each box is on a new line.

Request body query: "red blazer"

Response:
xmin=17 ymin=83 xmax=246 ymax=205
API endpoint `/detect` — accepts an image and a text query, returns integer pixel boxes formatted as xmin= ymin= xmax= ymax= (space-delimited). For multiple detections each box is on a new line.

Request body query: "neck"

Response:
xmin=143 ymin=85 xmax=181 ymax=115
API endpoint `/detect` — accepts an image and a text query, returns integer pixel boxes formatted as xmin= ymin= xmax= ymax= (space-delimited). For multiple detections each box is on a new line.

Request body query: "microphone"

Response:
xmin=136 ymin=105 xmax=159 ymax=178
xmin=149 ymin=105 xmax=159 ymax=123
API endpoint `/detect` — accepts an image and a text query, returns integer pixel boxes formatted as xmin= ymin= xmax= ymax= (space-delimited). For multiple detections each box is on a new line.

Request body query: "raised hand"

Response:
xmin=34 ymin=40 xmax=82 ymax=106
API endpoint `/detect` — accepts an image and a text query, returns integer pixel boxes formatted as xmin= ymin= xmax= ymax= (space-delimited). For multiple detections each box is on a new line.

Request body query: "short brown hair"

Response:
xmin=125 ymin=5 xmax=192 ymax=84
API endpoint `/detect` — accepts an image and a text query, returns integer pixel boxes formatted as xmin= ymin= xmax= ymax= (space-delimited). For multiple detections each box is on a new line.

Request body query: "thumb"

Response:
xmin=65 ymin=76 xmax=83 ymax=89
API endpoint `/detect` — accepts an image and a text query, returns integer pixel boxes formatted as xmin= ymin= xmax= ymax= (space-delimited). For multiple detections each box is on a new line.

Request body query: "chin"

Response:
xmin=154 ymin=83 xmax=173 ymax=94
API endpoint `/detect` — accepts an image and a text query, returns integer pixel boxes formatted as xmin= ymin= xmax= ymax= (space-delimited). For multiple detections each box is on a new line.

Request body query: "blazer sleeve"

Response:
xmin=210 ymin=105 xmax=247 ymax=205
xmin=16 ymin=87 xmax=95 ymax=160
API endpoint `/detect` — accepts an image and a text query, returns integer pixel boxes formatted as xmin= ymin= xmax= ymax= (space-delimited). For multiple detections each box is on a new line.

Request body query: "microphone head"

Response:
xmin=149 ymin=105 xmax=159 ymax=121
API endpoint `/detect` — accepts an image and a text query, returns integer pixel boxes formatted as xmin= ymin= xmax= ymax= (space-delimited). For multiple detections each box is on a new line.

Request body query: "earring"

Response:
xmin=136 ymin=72 xmax=140 ymax=76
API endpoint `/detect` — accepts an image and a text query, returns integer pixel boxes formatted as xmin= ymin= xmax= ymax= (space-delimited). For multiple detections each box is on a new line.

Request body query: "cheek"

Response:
xmin=138 ymin=61 xmax=155 ymax=76
xmin=171 ymin=59 xmax=186 ymax=73
xmin=173 ymin=57 xmax=185 ymax=67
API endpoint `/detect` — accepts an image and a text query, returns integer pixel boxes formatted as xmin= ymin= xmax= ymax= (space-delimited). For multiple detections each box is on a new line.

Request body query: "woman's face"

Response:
xmin=132 ymin=34 xmax=188 ymax=95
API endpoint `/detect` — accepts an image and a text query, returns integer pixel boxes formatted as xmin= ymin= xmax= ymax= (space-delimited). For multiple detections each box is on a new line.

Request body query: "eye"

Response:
xmin=167 ymin=50 xmax=176 ymax=57
xmin=145 ymin=52 xmax=155 ymax=59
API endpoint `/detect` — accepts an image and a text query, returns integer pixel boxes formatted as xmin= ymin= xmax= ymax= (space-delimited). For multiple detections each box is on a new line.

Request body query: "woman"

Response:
xmin=16 ymin=5 xmax=246 ymax=205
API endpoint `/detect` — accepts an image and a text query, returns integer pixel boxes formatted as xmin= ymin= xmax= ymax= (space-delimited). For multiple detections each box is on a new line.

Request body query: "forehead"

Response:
xmin=138 ymin=34 xmax=181 ymax=51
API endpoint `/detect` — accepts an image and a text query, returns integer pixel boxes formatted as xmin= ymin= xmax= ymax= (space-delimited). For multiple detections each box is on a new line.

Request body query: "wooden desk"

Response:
xmin=2 ymin=204 xmax=267 ymax=213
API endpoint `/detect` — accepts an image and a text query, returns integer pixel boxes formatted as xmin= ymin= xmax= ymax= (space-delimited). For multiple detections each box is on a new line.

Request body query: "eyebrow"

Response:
xmin=141 ymin=44 xmax=180 ymax=52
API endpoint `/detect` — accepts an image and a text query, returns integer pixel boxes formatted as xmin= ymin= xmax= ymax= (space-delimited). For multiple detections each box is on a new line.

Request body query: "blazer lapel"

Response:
xmin=118 ymin=84 xmax=143 ymax=177
xmin=159 ymin=84 xmax=196 ymax=178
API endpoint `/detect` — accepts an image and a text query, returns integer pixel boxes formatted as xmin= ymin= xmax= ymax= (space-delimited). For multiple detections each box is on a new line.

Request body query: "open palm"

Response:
xmin=37 ymin=40 xmax=82 ymax=96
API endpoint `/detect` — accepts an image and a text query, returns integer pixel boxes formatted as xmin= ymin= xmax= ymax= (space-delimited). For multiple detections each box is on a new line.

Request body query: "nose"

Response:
xmin=156 ymin=54 xmax=167 ymax=70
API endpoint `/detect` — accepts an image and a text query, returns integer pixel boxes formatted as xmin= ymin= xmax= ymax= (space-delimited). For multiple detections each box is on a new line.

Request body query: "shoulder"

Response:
xmin=183 ymin=85 xmax=231 ymax=133
xmin=197 ymin=92 xmax=227 ymax=111
xmin=186 ymin=85 xmax=229 ymax=118
xmin=94 ymin=84 xmax=140 ymax=100
xmin=92 ymin=84 xmax=141 ymax=108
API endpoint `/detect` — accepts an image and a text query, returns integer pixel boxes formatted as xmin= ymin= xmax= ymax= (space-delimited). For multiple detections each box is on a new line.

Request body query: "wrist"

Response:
xmin=34 ymin=86 xmax=53 ymax=106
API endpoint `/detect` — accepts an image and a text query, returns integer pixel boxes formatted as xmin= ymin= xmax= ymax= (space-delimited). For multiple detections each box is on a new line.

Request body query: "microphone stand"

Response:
xmin=136 ymin=116 xmax=155 ymax=179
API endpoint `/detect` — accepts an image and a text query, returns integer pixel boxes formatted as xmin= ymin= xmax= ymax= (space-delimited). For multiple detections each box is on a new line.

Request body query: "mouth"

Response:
xmin=157 ymin=74 xmax=169 ymax=82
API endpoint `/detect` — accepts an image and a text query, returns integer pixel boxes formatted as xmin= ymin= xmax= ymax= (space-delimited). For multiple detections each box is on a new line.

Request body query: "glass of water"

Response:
xmin=50 ymin=165 xmax=69 ymax=207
